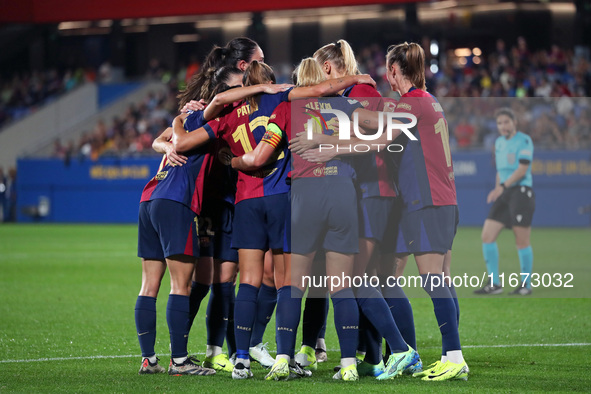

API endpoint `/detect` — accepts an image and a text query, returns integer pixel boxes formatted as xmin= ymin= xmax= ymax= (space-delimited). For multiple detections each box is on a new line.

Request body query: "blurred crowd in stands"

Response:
xmin=0 ymin=68 xmax=96 ymax=129
xmin=2 ymin=37 xmax=590 ymax=162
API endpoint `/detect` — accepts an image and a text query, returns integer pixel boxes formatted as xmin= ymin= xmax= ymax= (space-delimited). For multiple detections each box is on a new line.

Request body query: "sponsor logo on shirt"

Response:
xmin=397 ymin=102 xmax=412 ymax=111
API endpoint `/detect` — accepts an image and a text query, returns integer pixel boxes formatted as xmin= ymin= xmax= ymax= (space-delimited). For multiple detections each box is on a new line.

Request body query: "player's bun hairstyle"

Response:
xmin=207 ymin=66 xmax=244 ymax=102
xmin=494 ymin=107 xmax=516 ymax=122
xmin=177 ymin=37 xmax=260 ymax=110
xmin=243 ymin=61 xmax=276 ymax=111
xmin=314 ymin=39 xmax=360 ymax=76
xmin=293 ymin=58 xmax=325 ymax=87
xmin=386 ymin=42 xmax=426 ymax=91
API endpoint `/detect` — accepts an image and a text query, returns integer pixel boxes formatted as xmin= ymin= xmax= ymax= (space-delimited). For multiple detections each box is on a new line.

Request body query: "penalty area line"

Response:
xmin=1 ymin=344 xmax=590 ymax=363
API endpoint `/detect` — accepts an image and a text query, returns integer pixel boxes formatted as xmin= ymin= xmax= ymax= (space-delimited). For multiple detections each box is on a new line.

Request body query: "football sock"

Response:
xmin=236 ymin=349 xmax=250 ymax=368
xmin=234 ymin=283 xmax=258 ymax=361
xmin=357 ymin=284 xmax=408 ymax=354
xmin=250 ymin=283 xmax=277 ymax=347
xmin=173 ymin=356 xmax=187 ymax=364
xmin=357 ymin=309 xmax=368 ymax=354
xmin=135 ymin=296 xmax=157 ymax=358
xmin=447 ymin=282 xmax=460 ymax=326
xmin=206 ymin=345 xmax=223 ymax=358
xmin=482 ymin=242 xmax=500 ymax=286
xmin=383 ymin=278 xmax=417 ymax=350
xmin=187 ymin=281 xmax=210 ymax=332
xmin=226 ymin=284 xmax=236 ymax=356
xmin=316 ymin=337 xmax=326 ymax=351
xmin=147 ymin=355 xmax=157 ymax=364
xmin=331 ymin=288 xmax=359 ymax=359
xmin=517 ymin=246 xmax=533 ymax=288
xmin=362 ymin=317 xmax=383 ymax=364
xmin=302 ymin=296 xmax=328 ymax=348
xmin=446 ymin=349 xmax=464 ymax=364
xmin=206 ymin=282 xmax=233 ymax=348
xmin=167 ymin=294 xmax=190 ymax=358
xmin=276 ymin=286 xmax=304 ymax=358
xmin=421 ymin=274 xmax=461 ymax=354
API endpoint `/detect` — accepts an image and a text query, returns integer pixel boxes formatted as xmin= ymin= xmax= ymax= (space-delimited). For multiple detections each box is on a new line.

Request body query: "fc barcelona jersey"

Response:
xmin=203 ymin=89 xmax=292 ymax=203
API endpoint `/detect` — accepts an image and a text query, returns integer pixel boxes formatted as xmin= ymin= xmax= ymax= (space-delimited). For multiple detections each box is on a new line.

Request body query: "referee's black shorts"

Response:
xmin=487 ymin=185 xmax=535 ymax=228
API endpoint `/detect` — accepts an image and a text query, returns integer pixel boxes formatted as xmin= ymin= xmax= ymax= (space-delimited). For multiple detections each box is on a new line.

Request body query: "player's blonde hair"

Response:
xmin=314 ymin=39 xmax=360 ymax=76
xmin=242 ymin=60 xmax=276 ymax=111
xmin=293 ymin=58 xmax=325 ymax=87
xmin=386 ymin=42 xmax=426 ymax=91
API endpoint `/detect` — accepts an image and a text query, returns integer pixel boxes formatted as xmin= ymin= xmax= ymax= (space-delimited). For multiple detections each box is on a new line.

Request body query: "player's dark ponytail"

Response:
xmin=386 ymin=42 xmax=426 ymax=91
xmin=243 ymin=60 xmax=276 ymax=111
xmin=176 ymin=38 xmax=260 ymax=110
xmin=225 ymin=37 xmax=260 ymax=67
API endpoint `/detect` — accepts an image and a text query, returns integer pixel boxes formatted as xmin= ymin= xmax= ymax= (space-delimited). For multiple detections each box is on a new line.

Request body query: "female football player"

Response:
xmin=170 ymin=61 xmax=376 ymax=379
xmin=301 ymin=42 xmax=469 ymax=382
xmin=135 ymin=63 xmax=289 ymax=376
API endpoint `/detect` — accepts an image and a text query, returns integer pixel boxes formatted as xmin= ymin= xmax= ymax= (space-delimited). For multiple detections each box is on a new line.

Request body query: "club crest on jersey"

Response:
xmin=155 ymin=170 xmax=168 ymax=180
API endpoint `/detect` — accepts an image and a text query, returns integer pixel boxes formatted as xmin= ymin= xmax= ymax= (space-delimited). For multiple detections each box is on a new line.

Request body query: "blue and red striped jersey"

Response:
xmin=394 ymin=88 xmax=457 ymax=211
xmin=203 ymin=89 xmax=292 ymax=203
xmin=343 ymin=84 xmax=397 ymax=198
xmin=140 ymin=110 xmax=213 ymax=215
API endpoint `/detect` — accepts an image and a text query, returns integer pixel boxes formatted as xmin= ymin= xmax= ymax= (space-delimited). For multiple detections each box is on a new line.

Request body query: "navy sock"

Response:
xmin=357 ymin=284 xmax=408 ymax=354
xmin=383 ymin=278 xmax=416 ymax=350
xmin=357 ymin=309 xmax=368 ymax=354
xmin=187 ymin=281 xmax=210 ymax=332
xmin=447 ymin=282 xmax=460 ymax=327
xmin=331 ymin=288 xmax=359 ymax=359
xmin=421 ymin=274 xmax=461 ymax=353
xmin=135 ymin=296 xmax=157 ymax=358
xmin=167 ymin=294 xmax=190 ymax=358
xmin=226 ymin=285 xmax=236 ymax=356
xmin=361 ymin=314 xmax=383 ymax=364
xmin=302 ymin=296 xmax=328 ymax=348
xmin=276 ymin=286 xmax=304 ymax=357
xmin=250 ymin=283 xmax=277 ymax=347
xmin=234 ymin=283 xmax=258 ymax=356
xmin=206 ymin=282 xmax=233 ymax=348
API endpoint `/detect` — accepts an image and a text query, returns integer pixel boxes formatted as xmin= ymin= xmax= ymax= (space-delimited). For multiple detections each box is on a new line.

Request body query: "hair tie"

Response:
xmin=334 ymin=41 xmax=341 ymax=49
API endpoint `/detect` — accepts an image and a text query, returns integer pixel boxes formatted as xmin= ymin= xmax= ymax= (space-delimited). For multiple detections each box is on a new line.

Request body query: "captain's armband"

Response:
xmin=261 ymin=123 xmax=284 ymax=149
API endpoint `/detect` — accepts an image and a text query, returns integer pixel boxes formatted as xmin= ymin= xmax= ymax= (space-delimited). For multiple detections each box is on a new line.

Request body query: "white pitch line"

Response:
xmin=2 ymin=343 xmax=589 ymax=364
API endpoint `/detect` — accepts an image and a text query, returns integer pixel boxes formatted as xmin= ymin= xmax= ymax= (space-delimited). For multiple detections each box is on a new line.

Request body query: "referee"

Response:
xmin=475 ymin=107 xmax=535 ymax=295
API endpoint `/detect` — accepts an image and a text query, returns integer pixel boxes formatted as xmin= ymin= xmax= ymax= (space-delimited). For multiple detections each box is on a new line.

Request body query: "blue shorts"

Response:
xmin=138 ymin=199 xmax=200 ymax=259
xmin=199 ymin=199 xmax=238 ymax=262
xmin=358 ymin=197 xmax=396 ymax=242
xmin=232 ymin=193 xmax=288 ymax=250
xmin=395 ymin=205 xmax=459 ymax=255
xmin=291 ymin=177 xmax=359 ymax=255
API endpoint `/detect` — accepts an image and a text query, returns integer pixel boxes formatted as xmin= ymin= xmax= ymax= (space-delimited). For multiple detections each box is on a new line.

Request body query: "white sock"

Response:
xmin=147 ymin=355 xmax=157 ymax=364
xmin=440 ymin=355 xmax=448 ymax=363
xmin=276 ymin=354 xmax=290 ymax=365
xmin=237 ymin=357 xmax=250 ymax=368
xmin=173 ymin=356 xmax=187 ymax=364
xmin=316 ymin=337 xmax=326 ymax=351
xmin=341 ymin=357 xmax=356 ymax=368
xmin=446 ymin=350 xmax=464 ymax=364
xmin=206 ymin=345 xmax=222 ymax=358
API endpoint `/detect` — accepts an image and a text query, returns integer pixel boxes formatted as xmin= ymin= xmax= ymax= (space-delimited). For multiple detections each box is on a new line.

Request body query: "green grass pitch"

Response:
xmin=0 ymin=224 xmax=590 ymax=392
